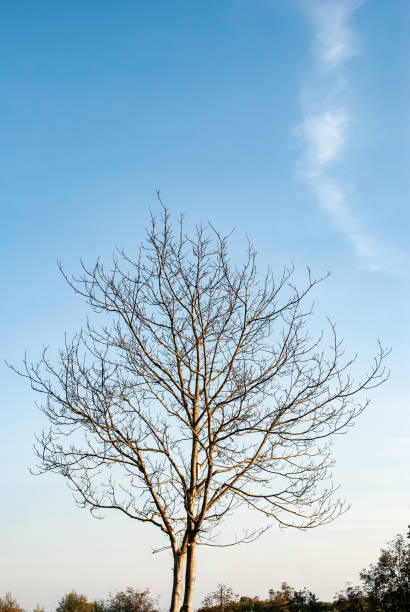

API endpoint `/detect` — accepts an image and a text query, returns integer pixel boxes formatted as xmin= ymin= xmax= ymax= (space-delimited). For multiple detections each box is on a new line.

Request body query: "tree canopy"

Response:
xmin=0 ymin=594 xmax=24 ymax=612
xmin=56 ymin=592 xmax=92 ymax=612
xmin=107 ymin=588 xmax=157 ymax=612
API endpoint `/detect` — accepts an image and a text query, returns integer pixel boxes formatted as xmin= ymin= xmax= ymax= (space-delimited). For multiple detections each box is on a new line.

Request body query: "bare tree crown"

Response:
xmin=15 ymin=207 xmax=389 ymax=611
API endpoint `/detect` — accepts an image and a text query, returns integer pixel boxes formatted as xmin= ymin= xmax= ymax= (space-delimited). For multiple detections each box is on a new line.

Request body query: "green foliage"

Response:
xmin=202 ymin=585 xmax=237 ymax=609
xmin=199 ymin=583 xmax=328 ymax=612
xmin=288 ymin=588 xmax=323 ymax=612
xmin=268 ymin=582 xmax=297 ymax=610
xmin=333 ymin=586 xmax=368 ymax=611
xmin=267 ymin=583 xmax=325 ymax=611
xmin=56 ymin=592 xmax=93 ymax=612
xmin=106 ymin=588 xmax=157 ymax=612
xmin=91 ymin=601 xmax=106 ymax=612
xmin=359 ymin=531 xmax=410 ymax=611
xmin=0 ymin=594 xmax=24 ymax=612
xmin=333 ymin=528 xmax=410 ymax=611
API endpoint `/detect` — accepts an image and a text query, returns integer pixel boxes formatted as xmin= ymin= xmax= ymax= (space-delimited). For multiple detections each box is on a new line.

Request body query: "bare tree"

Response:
xmin=14 ymin=206 xmax=388 ymax=612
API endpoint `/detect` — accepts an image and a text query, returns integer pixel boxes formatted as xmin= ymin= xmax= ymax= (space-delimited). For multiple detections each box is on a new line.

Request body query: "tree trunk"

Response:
xmin=180 ymin=534 xmax=197 ymax=612
xmin=170 ymin=549 xmax=186 ymax=612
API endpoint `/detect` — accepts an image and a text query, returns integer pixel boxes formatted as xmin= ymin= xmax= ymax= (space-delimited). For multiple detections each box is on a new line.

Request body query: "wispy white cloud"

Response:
xmin=310 ymin=177 xmax=376 ymax=260
xmin=302 ymin=109 xmax=349 ymax=169
xmin=297 ymin=106 xmax=376 ymax=259
xmin=296 ymin=0 xmax=382 ymax=268
xmin=309 ymin=0 xmax=364 ymax=71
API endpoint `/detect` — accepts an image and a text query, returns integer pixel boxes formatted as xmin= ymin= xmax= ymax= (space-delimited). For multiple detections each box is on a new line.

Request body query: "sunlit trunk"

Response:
xmin=180 ymin=534 xmax=197 ymax=612
xmin=170 ymin=549 xmax=187 ymax=612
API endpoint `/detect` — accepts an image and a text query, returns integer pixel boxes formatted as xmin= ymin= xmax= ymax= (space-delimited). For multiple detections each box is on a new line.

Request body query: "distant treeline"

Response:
xmin=2 ymin=530 xmax=409 ymax=612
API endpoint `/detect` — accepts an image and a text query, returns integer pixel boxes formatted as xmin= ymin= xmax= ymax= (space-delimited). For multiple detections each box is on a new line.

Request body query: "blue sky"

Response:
xmin=1 ymin=0 xmax=409 ymax=609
